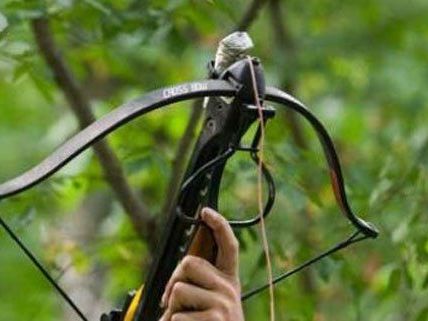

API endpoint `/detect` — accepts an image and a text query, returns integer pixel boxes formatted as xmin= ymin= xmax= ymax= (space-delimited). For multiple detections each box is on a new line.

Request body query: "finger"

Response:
xmin=161 ymin=255 xmax=226 ymax=307
xmin=201 ymin=207 xmax=239 ymax=276
xmin=160 ymin=283 xmax=221 ymax=321
xmin=168 ymin=282 xmax=219 ymax=313
xmin=169 ymin=310 xmax=222 ymax=321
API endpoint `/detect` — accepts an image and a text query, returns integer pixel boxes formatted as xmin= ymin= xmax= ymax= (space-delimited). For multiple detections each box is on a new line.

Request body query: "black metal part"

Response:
xmin=220 ymin=58 xmax=266 ymax=105
xmin=175 ymin=144 xmax=276 ymax=228
xmin=99 ymin=290 xmax=136 ymax=321
xmin=100 ymin=309 xmax=122 ymax=321
xmin=134 ymin=57 xmax=270 ymax=321
xmin=176 ymin=116 xmax=277 ymax=228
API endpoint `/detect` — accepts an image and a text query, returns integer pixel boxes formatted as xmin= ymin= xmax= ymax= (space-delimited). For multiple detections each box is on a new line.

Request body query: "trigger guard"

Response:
xmin=176 ymin=148 xmax=276 ymax=229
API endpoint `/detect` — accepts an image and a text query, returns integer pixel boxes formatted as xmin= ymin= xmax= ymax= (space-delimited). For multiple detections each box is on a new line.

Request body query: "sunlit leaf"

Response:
xmin=83 ymin=0 xmax=112 ymax=16
xmin=0 ymin=11 xmax=8 ymax=34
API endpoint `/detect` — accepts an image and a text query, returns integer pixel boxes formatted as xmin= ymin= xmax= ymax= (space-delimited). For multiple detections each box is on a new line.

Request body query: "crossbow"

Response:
xmin=0 ymin=32 xmax=378 ymax=321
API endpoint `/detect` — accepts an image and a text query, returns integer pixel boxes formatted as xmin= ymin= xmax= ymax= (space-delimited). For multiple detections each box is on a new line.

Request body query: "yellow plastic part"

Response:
xmin=124 ymin=285 xmax=144 ymax=321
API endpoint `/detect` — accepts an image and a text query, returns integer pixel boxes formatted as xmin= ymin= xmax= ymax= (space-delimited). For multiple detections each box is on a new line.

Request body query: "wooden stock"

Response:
xmin=187 ymin=223 xmax=217 ymax=264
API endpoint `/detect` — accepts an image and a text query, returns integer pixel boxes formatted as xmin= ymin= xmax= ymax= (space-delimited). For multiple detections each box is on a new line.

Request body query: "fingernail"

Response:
xmin=160 ymin=293 xmax=166 ymax=308
xmin=202 ymin=207 xmax=217 ymax=219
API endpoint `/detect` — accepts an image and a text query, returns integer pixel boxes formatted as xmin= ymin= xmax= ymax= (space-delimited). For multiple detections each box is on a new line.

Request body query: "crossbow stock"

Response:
xmin=0 ymin=32 xmax=378 ymax=321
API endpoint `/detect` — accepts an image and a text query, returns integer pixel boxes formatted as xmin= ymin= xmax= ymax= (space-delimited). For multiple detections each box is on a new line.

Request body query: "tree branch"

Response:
xmin=269 ymin=0 xmax=307 ymax=149
xmin=269 ymin=0 xmax=316 ymax=293
xmin=31 ymin=18 xmax=158 ymax=250
xmin=236 ymin=0 xmax=267 ymax=31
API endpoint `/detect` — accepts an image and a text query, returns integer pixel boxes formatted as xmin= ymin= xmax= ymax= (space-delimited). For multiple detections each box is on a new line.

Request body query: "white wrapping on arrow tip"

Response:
xmin=214 ymin=32 xmax=254 ymax=73
xmin=203 ymin=32 xmax=254 ymax=108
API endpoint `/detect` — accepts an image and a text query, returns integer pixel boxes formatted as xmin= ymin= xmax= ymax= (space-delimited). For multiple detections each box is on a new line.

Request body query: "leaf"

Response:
xmin=316 ymin=257 xmax=341 ymax=282
xmin=0 ymin=11 xmax=8 ymax=35
xmin=70 ymin=245 xmax=91 ymax=273
xmin=415 ymin=307 xmax=428 ymax=321
xmin=403 ymin=265 xmax=414 ymax=289
xmin=4 ymin=1 xmax=45 ymax=19
xmin=83 ymin=0 xmax=113 ymax=16
xmin=28 ymin=70 xmax=55 ymax=102
xmin=4 ymin=41 xmax=32 ymax=58
xmin=416 ymin=240 xmax=428 ymax=263
xmin=422 ymin=272 xmax=428 ymax=289
xmin=12 ymin=62 xmax=29 ymax=82
xmin=369 ymin=177 xmax=393 ymax=207
xmin=387 ymin=267 xmax=401 ymax=293
xmin=391 ymin=220 xmax=409 ymax=243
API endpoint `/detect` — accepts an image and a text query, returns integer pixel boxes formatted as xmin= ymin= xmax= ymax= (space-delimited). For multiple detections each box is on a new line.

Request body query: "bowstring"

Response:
xmin=247 ymin=56 xmax=276 ymax=321
xmin=241 ymin=230 xmax=369 ymax=301
xmin=0 ymin=214 xmax=88 ymax=321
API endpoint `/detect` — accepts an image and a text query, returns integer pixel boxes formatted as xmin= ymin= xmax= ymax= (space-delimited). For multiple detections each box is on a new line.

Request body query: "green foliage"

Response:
xmin=0 ymin=11 xmax=8 ymax=34
xmin=0 ymin=0 xmax=428 ymax=320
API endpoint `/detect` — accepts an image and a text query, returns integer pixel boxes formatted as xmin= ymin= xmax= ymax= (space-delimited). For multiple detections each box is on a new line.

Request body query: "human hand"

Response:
xmin=159 ymin=207 xmax=244 ymax=321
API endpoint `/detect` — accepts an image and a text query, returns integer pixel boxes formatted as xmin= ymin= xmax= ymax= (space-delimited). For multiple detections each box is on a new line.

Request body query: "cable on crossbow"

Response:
xmin=175 ymin=142 xmax=276 ymax=228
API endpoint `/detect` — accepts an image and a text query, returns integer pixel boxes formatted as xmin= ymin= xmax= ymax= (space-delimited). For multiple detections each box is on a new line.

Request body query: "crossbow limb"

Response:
xmin=0 ymin=80 xmax=237 ymax=199
xmin=265 ymin=87 xmax=378 ymax=238
xmin=0 ymin=32 xmax=378 ymax=321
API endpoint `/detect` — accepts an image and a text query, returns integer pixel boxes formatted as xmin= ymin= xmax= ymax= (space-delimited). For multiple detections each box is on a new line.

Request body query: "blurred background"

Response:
xmin=0 ymin=1 xmax=427 ymax=320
